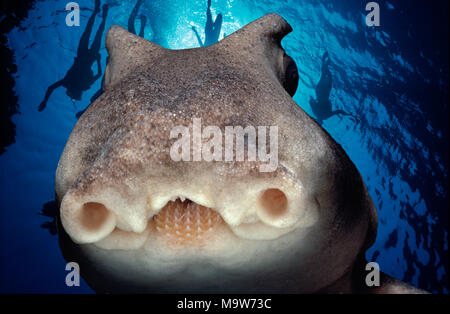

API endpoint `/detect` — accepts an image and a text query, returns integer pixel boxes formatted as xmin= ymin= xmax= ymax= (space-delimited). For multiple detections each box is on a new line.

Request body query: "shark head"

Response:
xmin=55 ymin=14 xmax=379 ymax=293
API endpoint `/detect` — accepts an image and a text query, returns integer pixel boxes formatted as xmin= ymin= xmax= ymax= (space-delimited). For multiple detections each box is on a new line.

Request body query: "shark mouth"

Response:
xmin=152 ymin=199 xmax=224 ymax=245
xmin=60 ymin=185 xmax=319 ymax=250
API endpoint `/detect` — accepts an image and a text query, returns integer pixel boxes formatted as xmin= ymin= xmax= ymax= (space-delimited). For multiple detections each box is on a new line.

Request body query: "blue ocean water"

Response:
xmin=0 ymin=0 xmax=448 ymax=293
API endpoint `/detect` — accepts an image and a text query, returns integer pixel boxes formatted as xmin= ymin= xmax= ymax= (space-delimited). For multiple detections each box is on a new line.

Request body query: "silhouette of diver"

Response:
xmin=191 ymin=0 xmax=223 ymax=47
xmin=310 ymin=52 xmax=356 ymax=125
xmin=77 ymin=0 xmax=147 ymax=119
xmin=128 ymin=0 xmax=147 ymax=38
xmin=38 ymin=0 xmax=108 ymax=112
xmin=39 ymin=200 xmax=58 ymax=236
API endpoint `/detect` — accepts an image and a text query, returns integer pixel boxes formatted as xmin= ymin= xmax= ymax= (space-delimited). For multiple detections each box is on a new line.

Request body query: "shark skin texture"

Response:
xmin=55 ymin=13 xmax=426 ymax=294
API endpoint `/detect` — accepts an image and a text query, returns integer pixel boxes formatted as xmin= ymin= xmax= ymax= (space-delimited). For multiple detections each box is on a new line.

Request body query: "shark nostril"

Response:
xmin=80 ymin=202 xmax=112 ymax=231
xmin=61 ymin=197 xmax=116 ymax=244
xmin=259 ymin=188 xmax=288 ymax=218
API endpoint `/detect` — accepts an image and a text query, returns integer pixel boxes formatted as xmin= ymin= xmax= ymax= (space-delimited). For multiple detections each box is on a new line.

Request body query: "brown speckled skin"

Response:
xmin=55 ymin=14 xmax=425 ymax=293
xmin=56 ymin=14 xmax=353 ymax=202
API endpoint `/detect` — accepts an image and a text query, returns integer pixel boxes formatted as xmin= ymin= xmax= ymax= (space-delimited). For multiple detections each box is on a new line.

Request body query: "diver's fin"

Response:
xmin=103 ymin=25 xmax=164 ymax=90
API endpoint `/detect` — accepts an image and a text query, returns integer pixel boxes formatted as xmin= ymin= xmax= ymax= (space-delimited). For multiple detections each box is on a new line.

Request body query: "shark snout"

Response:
xmin=59 ymin=170 xmax=320 ymax=249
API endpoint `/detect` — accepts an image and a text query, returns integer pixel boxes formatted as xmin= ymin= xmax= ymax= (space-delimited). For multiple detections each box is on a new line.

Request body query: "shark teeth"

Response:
xmin=170 ymin=195 xmax=186 ymax=202
xmin=152 ymin=199 xmax=224 ymax=245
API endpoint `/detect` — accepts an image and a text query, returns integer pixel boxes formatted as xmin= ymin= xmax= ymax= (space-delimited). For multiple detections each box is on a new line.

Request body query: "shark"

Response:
xmin=55 ymin=13 xmax=425 ymax=294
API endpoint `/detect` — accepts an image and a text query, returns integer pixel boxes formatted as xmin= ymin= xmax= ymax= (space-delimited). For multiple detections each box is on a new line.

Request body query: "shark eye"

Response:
xmin=282 ymin=55 xmax=299 ymax=97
